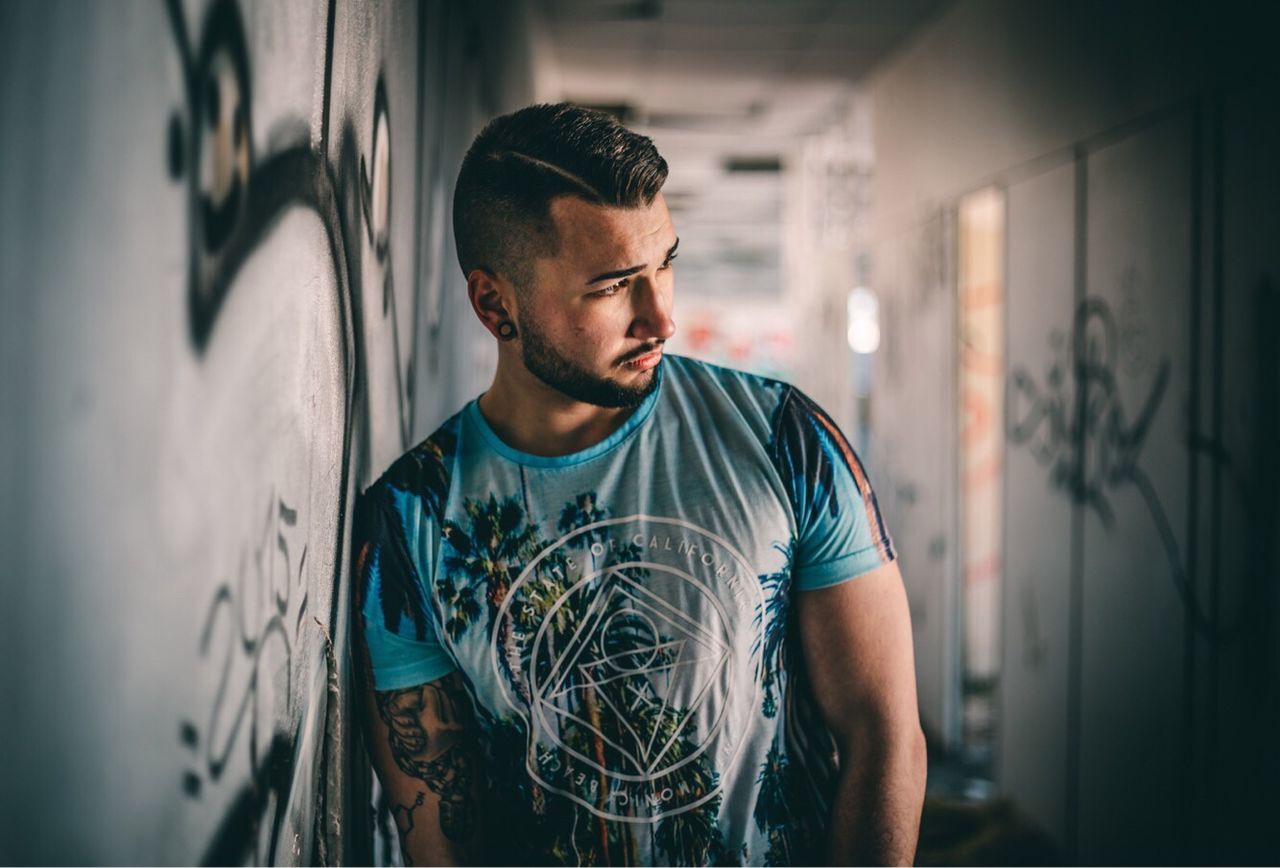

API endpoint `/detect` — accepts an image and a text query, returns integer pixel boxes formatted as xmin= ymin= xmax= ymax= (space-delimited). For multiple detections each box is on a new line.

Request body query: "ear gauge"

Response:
xmin=497 ymin=321 xmax=518 ymax=340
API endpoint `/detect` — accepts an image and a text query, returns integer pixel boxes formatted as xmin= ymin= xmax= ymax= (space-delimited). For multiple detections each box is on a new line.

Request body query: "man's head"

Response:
xmin=453 ymin=103 xmax=677 ymax=409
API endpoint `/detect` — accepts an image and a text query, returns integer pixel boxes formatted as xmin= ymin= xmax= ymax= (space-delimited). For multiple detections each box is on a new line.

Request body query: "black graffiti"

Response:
xmin=200 ymin=492 xmax=304 ymax=781
xmin=161 ymin=0 xmax=454 ymax=861
xmin=198 ymin=733 xmax=297 ymax=867
xmin=1006 ymin=296 xmax=1230 ymax=641
xmin=1019 ymin=581 xmax=1049 ymax=668
xmin=360 ymin=79 xmax=393 ymax=268
xmin=165 ymin=0 xmax=343 ymax=354
xmin=163 ymin=0 xmax=418 ymax=451
xmin=357 ymin=77 xmax=415 ymax=448
xmin=162 ymin=0 xmax=432 ymax=861
xmin=1007 ymin=297 xmax=1169 ymax=526
xmin=179 ymin=488 xmax=308 ymax=863
xmin=338 ymin=104 xmax=414 ymax=453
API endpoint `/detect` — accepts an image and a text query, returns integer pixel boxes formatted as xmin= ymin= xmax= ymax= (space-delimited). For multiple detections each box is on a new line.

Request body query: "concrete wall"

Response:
xmin=0 ymin=0 xmax=533 ymax=862
xmin=867 ymin=0 xmax=1279 ymax=861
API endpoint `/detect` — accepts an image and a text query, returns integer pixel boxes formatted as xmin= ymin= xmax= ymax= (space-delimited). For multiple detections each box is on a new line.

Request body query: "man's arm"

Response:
xmin=795 ymin=559 xmax=928 ymax=866
xmin=364 ymin=672 xmax=483 ymax=866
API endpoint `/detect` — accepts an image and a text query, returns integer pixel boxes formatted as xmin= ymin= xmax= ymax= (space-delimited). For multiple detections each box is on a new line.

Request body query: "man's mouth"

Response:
xmin=621 ymin=347 xmax=663 ymax=371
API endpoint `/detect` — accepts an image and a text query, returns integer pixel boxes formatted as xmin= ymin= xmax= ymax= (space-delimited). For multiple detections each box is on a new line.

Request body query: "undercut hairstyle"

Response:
xmin=452 ymin=103 xmax=669 ymax=289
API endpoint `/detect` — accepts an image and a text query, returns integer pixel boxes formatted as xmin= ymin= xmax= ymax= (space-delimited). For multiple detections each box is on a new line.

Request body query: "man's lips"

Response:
xmin=621 ymin=347 xmax=663 ymax=370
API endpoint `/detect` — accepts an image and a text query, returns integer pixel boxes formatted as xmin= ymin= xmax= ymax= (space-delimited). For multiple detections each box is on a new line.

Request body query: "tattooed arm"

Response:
xmin=365 ymin=672 xmax=483 ymax=866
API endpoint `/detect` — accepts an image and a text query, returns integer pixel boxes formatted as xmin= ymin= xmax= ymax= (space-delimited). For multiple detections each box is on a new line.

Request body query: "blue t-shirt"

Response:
xmin=354 ymin=355 xmax=895 ymax=866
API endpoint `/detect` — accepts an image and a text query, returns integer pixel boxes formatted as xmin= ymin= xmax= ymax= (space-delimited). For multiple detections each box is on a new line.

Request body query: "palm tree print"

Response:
xmin=384 ymin=426 xmax=457 ymax=522
xmin=538 ymin=687 xmax=727 ymax=866
xmin=558 ymin=491 xmax=607 ymax=541
xmin=769 ymin=387 xmax=894 ymax=562
xmin=544 ymin=598 xmax=727 ymax=865
xmin=753 ymin=743 xmax=793 ymax=866
xmin=649 ymin=721 xmax=727 ymax=866
xmin=440 ymin=494 xmax=541 ymax=629
xmin=754 ymin=539 xmax=795 ymax=718
xmin=356 ymin=484 xmax=432 ymax=642
xmin=355 ymin=424 xmax=459 ymax=643
xmin=435 ymin=574 xmax=481 ymax=643
xmin=768 ymin=387 xmax=841 ymax=523
xmin=437 ymin=493 xmax=547 ymax=705
xmin=428 ymin=490 xmax=731 ymax=864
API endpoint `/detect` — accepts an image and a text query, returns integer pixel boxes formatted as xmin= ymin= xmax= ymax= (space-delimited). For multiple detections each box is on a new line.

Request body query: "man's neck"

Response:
xmin=477 ymin=361 xmax=640 ymax=458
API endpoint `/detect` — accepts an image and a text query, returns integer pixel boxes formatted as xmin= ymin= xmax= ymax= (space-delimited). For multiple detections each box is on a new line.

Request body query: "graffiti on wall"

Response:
xmin=166 ymin=0 xmax=345 ymax=351
xmin=1004 ymin=294 xmax=1241 ymax=641
xmin=1006 ymin=297 xmax=1168 ymax=527
xmin=179 ymin=489 xmax=310 ymax=864
xmin=159 ymin=0 xmax=432 ymax=861
xmin=165 ymin=0 xmax=416 ymax=439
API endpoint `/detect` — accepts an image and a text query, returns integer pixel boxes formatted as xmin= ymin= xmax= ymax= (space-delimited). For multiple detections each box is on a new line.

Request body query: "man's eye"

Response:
xmin=593 ymin=280 xmax=627 ymax=297
xmin=659 ymin=253 xmax=678 ymax=271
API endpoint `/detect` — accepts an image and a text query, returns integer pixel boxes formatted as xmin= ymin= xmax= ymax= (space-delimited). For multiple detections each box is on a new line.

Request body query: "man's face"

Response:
xmin=514 ymin=193 xmax=678 ymax=409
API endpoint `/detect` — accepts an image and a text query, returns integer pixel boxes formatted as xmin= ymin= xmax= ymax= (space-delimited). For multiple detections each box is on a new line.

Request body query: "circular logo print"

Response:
xmin=491 ymin=515 xmax=764 ymax=822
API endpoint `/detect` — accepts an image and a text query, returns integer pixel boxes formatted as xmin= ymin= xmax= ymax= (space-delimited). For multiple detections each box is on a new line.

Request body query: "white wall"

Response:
xmin=0 ymin=0 xmax=538 ymax=862
xmin=866 ymin=0 xmax=1279 ymax=861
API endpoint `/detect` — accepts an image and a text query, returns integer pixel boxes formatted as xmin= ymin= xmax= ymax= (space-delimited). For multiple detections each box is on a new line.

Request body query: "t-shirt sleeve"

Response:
xmin=353 ymin=481 xmax=457 ymax=690
xmin=769 ymin=386 xmax=897 ymax=591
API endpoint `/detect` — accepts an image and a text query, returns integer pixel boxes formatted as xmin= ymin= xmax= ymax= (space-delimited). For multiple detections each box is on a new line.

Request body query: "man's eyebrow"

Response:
xmin=585 ymin=237 xmax=680 ymax=285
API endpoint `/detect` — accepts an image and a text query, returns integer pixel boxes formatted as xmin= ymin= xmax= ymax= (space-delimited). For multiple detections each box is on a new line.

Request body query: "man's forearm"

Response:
xmin=827 ymin=721 xmax=928 ymax=865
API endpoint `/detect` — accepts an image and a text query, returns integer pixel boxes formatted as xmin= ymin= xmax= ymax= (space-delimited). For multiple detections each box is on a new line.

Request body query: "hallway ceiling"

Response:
xmin=542 ymin=0 xmax=950 ymax=298
xmin=546 ymin=0 xmax=946 ymax=140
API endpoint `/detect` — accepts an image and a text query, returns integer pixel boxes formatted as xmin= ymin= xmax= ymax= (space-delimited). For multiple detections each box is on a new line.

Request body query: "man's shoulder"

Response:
xmin=362 ymin=410 xmax=465 ymax=520
xmin=662 ymin=353 xmax=794 ymax=433
xmin=664 ymin=353 xmax=792 ymax=403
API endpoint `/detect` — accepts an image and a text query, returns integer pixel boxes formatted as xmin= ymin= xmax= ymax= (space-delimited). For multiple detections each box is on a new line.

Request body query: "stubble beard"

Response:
xmin=517 ymin=311 xmax=660 ymax=409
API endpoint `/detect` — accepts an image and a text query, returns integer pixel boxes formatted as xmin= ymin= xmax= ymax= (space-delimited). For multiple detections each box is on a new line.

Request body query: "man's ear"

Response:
xmin=466 ymin=268 xmax=518 ymax=341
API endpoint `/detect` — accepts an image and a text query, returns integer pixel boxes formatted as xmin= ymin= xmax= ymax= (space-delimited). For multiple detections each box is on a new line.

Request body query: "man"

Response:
xmin=353 ymin=103 xmax=926 ymax=866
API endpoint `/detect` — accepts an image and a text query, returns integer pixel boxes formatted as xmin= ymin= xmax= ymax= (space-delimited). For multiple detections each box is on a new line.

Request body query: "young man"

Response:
xmin=353 ymin=103 xmax=926 ymax=866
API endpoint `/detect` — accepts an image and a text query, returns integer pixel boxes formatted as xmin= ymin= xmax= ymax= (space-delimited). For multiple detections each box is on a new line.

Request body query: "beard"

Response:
xmin=517 ymin=312 xmax=661 ymax=409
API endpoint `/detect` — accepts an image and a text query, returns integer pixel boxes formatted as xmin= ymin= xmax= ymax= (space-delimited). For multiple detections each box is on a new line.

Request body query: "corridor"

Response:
xmin=1 ymin=0 xmax=1276 ymax=863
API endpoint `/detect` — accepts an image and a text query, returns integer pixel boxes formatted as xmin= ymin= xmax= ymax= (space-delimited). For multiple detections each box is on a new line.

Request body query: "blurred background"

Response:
xmin=1 ymin=0 xmax=1277 ymax=864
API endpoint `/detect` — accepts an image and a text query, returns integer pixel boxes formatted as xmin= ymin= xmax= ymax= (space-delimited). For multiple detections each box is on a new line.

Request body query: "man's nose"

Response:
xmin=629 ymin=277 xmax=676 ymax=341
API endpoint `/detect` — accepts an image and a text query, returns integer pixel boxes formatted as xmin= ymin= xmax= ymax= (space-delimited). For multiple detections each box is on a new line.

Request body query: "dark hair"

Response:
xmin=452 ymin=103 xmax=668 ymax=287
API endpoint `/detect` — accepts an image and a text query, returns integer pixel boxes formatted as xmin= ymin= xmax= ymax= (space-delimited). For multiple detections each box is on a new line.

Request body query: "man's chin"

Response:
xmin=523 ymin=360 xmax=657 ymax=410
xmin=519 ymin=329 xmax=663 ymax=409
xmin=617 ymin=363 xmax=658 ymax=382
xmin=590 ymin=368 xmax=658 ymax=409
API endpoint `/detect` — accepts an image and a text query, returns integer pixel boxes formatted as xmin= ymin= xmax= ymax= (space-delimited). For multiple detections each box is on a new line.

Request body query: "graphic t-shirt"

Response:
xmin=354 ymin=355 xmax=895 ymax=866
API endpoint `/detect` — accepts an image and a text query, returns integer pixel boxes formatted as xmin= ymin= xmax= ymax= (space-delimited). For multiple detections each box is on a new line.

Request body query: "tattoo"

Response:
xmin=391 ymin=790 xmax=426 ymax=839
xmin=376 ymin=676 xmax=476 ymax=842
xmin=419 ymin=744 xmax=474 ymax=841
